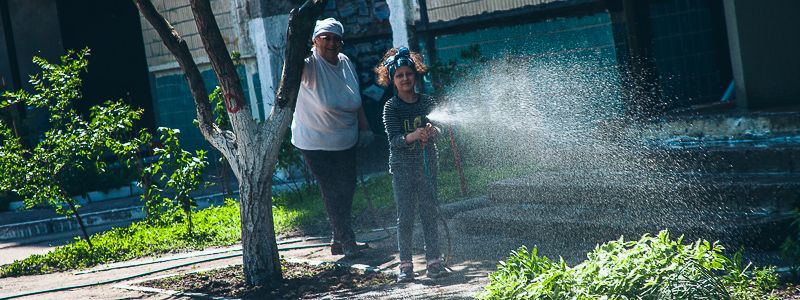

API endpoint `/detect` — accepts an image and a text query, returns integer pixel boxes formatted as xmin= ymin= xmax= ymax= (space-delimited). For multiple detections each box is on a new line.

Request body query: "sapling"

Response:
xmin=0 ymin=49 xmax=144 ymax=247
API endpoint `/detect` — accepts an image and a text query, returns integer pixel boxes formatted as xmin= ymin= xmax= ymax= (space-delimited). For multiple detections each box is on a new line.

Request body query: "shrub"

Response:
xmin=479 ymin=230 xmax=779 ymax=300
xmin=142 ymin=127 xmax=208 ymax=235
xmin=0 ymin=48 xmax=145 ymax=247
xmin=781 ymin=208 xmax=800 ymax=279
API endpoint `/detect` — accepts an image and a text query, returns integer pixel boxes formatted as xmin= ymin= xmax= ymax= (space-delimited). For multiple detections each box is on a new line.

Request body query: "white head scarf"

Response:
xmin=312 ymin=18 xmax=343 ymax=40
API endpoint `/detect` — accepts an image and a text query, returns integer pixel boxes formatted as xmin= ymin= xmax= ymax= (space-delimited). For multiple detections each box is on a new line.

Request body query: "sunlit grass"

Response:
xmin=273 ymin=162 xmax=537 ymax=231
xmin=1 ymin=163 xmax=533 ymax=277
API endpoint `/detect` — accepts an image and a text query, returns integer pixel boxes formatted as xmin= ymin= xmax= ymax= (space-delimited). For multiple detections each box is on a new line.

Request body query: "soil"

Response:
xmin=773 ymin=283 xmax=800 ymax=299
xmin=138 ymin=261 xmax=393 ymax=299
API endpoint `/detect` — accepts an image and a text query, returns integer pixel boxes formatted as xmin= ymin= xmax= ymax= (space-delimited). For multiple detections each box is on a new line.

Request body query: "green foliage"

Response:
xmin=479 ymin=230 xmax=780 ymax=300
xmin=0 ymin=199 xmax=241 ymax=278
xmin=429 ymin=44 xmax=485 ymax=97
xmin=143 ymin=127 xmax=208 ymax=234
xmin=0 ymin=48 xmax=143 ymax=219
xmin=781 ymin=208 xmax=800 ymax=279
xmin=209 ymin=86 xmax=231 ymax=130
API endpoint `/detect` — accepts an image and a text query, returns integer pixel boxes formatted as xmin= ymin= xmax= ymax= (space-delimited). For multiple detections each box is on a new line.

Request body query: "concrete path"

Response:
xmin=0 ymin=219 xmax=502 ymax=299
xmin=0 ymin=195 xmax=511 ymax=299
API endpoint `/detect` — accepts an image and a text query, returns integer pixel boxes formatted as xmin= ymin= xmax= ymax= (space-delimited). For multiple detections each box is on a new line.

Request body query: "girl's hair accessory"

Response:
xmin=384 ymin=47 xmax=415 ymax=79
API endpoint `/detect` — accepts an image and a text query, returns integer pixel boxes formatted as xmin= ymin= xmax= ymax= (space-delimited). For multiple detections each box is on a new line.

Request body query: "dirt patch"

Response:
xmin=138 ymin=261 xmax=393 ymax=299
xmin=772 ymin=283 xmax=800 ymax=299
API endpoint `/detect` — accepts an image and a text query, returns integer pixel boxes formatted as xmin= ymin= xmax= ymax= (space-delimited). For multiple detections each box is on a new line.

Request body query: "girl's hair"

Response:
xmin=374 ymin=48 xmax=427 ymax=87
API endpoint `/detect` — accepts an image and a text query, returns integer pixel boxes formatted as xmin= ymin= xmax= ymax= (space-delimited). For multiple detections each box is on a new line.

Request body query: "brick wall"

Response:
xmin=150 ymin=65 xmax=253 ymax=152
xmin=139 ymin=0 xmax=236 ymax=68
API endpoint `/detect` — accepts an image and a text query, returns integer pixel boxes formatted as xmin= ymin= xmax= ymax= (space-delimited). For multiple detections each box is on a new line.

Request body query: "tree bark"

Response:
xmin=133 ymin=0 xmax=327 ymax=286
xmin=276 ymin=0 xmax=327 ymax=110
xmin=65 ymin=194 xmax=92 ymax=248
xmin=132 ymin=0 xmax=239 ymax=175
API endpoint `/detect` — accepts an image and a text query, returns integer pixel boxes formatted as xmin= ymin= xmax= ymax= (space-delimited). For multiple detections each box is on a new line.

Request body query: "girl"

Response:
xmin=376 ymin=47 xmax=447 ymax=282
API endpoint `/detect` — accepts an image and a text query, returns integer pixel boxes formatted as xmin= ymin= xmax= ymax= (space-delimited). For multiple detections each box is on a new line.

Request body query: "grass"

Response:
xmin=1 ymin=163 xmax=531 ymax=277
xmin=0 ymin=199 xmax=241 ymax=277
xmin=273 ymin=163 xmax=535 ymax=232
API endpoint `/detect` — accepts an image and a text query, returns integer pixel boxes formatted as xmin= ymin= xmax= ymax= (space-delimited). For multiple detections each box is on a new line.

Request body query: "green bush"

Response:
xmin=781 ymin=208 xmax=800 ymax=279
xmin=479 ymin=230 xmax=779 ymax=300
xmin=0 ymin=48 xmax=145 ymax=246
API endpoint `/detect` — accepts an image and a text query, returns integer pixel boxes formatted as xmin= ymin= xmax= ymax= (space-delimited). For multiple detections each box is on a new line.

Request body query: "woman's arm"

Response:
xmin=357 ymin=106 xmax=369 ymax=131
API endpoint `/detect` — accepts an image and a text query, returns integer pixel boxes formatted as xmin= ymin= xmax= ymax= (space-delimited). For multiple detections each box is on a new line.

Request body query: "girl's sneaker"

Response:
xmin=426 ymin=262 xmax=449 ymax=279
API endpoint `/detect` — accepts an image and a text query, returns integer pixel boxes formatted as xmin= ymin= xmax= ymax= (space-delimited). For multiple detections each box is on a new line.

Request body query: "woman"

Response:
xmin=291 ymin=18 xmax=374 ymax=258
xmin=377 ymin=47 xmax=448 ymax=281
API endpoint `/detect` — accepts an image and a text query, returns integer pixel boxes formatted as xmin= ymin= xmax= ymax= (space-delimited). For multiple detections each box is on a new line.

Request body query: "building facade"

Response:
xmin=2 ymin=0 xmax=798 ymax=154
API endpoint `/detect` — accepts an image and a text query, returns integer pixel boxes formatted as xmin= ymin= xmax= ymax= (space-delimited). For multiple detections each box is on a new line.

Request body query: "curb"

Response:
xmin=0 ymin=207 xmax=145 ymax=241
xmin=0 ymin=192 xmax=234 ymax=242
xmin=439 ymin=196 xmax=491 ymax=219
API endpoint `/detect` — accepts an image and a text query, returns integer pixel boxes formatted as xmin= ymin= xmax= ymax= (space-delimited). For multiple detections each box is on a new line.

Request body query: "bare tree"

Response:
xmin=132 ymin=0 xmax=326 ymax=285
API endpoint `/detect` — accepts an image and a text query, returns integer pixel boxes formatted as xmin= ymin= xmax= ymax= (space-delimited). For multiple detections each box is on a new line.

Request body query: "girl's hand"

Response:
xmin=408 ymin=128 xmax=429 ymax=144
xmin=424 ymin=123 xmax=438 ymax=139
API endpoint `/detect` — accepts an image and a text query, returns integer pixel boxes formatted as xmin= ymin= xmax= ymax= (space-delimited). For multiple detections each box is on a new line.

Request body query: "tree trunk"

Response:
xmin=134 ymin=0 xmax=327 ymax=286
xmin=235 ymin=107 xmax=292 ymax=284
xmin=238 ymin=165 xmax=281 ymax=284
xmin=65 ymin=196 xmax=92 ymax=248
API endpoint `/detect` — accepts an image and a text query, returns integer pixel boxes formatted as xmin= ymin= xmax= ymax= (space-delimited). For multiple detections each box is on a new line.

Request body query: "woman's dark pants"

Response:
xmin=300 ymin=147 xmax=357 ymax=246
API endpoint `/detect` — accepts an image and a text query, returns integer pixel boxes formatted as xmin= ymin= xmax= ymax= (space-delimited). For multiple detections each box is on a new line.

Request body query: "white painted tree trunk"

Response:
xmin=133 ymin=0 xmax=327 ymax=286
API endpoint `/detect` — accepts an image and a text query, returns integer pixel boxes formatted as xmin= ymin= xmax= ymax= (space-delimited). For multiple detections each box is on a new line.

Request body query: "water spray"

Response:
xmin=427 ymin=109 xmax=469 ymax=196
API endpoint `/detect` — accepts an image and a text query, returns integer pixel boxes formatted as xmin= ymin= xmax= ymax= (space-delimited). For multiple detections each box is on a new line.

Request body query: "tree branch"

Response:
xmin=189 ymin=0 xmax=255 ymax=132
xmin=132 ymin=0 xmax=239 ymax=172
xmin=275 ymin=0 xmax=328 ymax=109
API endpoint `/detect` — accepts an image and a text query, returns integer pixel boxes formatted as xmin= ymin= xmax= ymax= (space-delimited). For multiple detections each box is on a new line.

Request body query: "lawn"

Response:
xmin=0 ymin=163 xmax=532 ymax=277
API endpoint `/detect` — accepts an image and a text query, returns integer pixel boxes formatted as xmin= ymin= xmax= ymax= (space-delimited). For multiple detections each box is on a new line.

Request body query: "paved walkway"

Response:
xmin=0 ymin=218 xmax=501 ymax=299
xmin=0 ymin=192 xmax=610 ymax=300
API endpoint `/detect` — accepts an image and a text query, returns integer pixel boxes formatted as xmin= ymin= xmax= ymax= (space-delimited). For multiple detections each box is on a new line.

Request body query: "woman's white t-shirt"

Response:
xmin=291 ymin=48 xmax=362 ymax=151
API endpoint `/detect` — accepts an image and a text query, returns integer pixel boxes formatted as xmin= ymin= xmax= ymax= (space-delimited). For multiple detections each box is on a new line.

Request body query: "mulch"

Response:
xmin=138 ymin=261 xmax=393 ymax=299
